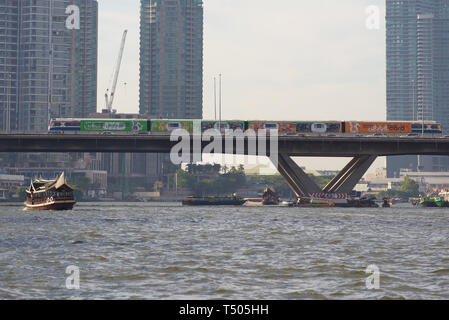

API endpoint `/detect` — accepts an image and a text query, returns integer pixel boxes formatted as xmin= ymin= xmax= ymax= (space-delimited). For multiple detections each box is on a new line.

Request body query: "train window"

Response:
xmin=215 ymin=123 xmax=230 ymax=130
xmin=311 ymin=123 xmax=327 ymax=133
xmin=168 ymin=123 xmax=181 ymax=130
xmin=53 ymin=122 xmax=62 ymax=127
xmin=66 ymin=123 xmax=79 ymax=127
xmin=265 ymin=123 xmax=278 ymax=130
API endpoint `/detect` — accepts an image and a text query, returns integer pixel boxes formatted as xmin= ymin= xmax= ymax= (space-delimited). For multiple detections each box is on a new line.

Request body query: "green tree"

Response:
xmin=72 ymin=176 xmax=91 ymax=191
xmin=377 ymin=176 xmax=420 ymax=199
xmin=259 ymin=175 xmax=291 ymax=197
xmin=71 ymin=176 xmax=102 ymax=200
xmin=176 ymin=164 xmax=247 ymax=196
xmin=14 ymin=186 xmax=28 ymax=202
xmin=309 ymin=175 xmax=335 ymax=190
xmin=400 ymin=176 xmax=420 ymax=197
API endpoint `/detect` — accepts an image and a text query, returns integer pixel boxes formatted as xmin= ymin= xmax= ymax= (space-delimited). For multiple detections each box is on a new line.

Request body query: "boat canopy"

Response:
xmin=26 ymin=172 xmax=74 ymax=194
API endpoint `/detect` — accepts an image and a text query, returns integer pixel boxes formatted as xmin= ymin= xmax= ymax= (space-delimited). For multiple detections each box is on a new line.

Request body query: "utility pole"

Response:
xmin=219 ymin=74 xmax=222 ymax=131
xmin=413 ymin=79 xmax=423 ymax=172
xmin=214 ymin=77 xmax=217 ymax=121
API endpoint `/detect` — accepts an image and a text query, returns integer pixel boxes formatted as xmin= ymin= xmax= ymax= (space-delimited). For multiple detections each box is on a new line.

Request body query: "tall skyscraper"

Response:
xmin=139 ymin=0 xmax=203 ymax=119
xmin=386 ymin=0 xmax=449 ymax=177
xmin=0 ymin=0 xmax=98 ymax=133
xmin=139 ymin=0 xmax=204 ymax=185
xmin=73 ymin=0 xmax=98 ymax=118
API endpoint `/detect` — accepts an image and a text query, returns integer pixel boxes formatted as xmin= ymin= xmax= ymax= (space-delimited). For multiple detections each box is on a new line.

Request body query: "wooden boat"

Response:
xmin=243 ymin=188 xmax=281 ymax=206
xmin=182 ymin=195 xmax=246 ymax=206
xmin=25 ymin=172 xmax=76 ymax=211
xmin=262 ymin=188 xmax=280 ymax=205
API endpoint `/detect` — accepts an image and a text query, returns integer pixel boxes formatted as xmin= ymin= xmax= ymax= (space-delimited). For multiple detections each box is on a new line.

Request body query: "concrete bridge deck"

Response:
xmin=2 ymin=134 xmax=448 ymax=198
xmin=1 ymin=134 xmax=449 ymax=156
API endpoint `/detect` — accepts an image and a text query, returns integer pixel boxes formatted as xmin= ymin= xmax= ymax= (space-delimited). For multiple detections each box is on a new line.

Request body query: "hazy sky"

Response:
xmin=96 ymin=0 xmax=387 ymax=171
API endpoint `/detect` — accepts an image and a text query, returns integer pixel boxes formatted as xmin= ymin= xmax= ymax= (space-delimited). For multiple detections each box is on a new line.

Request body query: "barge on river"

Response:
xmin=182 ymin=195 xmax=246 ymax=206
xmin=25 ymin=172 xmax=76 ymax=211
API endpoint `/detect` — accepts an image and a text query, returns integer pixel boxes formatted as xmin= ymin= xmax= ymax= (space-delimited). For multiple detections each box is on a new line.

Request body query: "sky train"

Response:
xmin=48 ymin=118 xmax=443 ymax=136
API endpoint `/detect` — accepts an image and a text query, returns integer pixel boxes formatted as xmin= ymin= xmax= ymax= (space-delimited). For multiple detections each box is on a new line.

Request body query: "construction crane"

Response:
xmin=104 ymin=29 xmax=128 ymax=113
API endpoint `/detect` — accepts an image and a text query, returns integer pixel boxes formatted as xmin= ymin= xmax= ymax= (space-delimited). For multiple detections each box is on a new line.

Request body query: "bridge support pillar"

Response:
xmin=273 ymin=154 xmax=322 ymax=197
xmin=322 ymin=155 xmax=377 ymax=194
xmin=271 ymin=154 xmax=377 ymax=198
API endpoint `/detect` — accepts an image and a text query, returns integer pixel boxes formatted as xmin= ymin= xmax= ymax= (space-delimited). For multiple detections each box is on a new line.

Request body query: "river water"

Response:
xmin=0 ymin=202 xmax=448 ymax=300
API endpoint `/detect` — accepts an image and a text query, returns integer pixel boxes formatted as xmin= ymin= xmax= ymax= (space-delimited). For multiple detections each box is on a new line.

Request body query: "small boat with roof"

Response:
xmin=25 ymin=172 xmax=76 ymax=211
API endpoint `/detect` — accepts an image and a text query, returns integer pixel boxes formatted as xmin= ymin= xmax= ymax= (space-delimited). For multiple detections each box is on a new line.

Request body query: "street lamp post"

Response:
xmin=219 ymin=74 xmax=222 ymax=131
xmin=214 ymin=77 xmax=217 ymax=121
xmin=411 ymin=80 xmax=415 ymax=121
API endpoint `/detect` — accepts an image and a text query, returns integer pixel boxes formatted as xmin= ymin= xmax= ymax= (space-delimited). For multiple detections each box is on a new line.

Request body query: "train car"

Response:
xmin=149 ymin=119 xmax=194 ymax=134
xmin=295 ymin=121 xmax=342 ymax=134
xmin=411 ymin=122 xmax=443 ymax=134
xmin=247 ymin=121 xmax=296 ymax=134
xmin=49 ymin=119 xmax=443 ymax=137
xmin=247 ymin=121 xmax=342 ymax=135
xmin=48 ymin=119 xmax=81 ymax=133
xmin=343 ymin=121 xmax=442 ymax=135
xmin=201 ymin=120 xmax=245 ymax=132
xmin=80 ymin=119 xmax=149 ymax=134
xmin=343 ymin=121 xmax=412 ymax=134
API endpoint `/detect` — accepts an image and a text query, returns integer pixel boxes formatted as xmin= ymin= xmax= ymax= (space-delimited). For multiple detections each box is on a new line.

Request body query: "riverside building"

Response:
xmin=386 ymin=0 xmax=449 ymax=177
xmin=0 ymin=0 xmax=98 ymax=133
xmin=139 ymin=0 xmax=204 ymax=185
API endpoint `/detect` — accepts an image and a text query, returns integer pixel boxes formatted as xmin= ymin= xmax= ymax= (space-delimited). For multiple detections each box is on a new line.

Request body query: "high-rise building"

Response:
xmin=0 ymin=0 xmax=98 ymax=133
xmin=386 ymin=0 xmax=449 ymax=177
xmin=139 ymin=0 xmax=203 ymax=185
xmin=0 ymin=0 xmax=19 ymax=133
xmin=73 ymin=0 xmax=98 ymax=118
xmin=139 ymin=0 xmax=203 ymax=119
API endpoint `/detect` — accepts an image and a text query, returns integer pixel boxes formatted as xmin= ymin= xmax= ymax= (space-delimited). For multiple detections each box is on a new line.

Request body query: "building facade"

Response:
xmin=0 ymin=0 xmax=98 ymax=133
xmin=139 ymin=0 xmax=204 ymax=186
xmin=139 ymin=0 xmax=203 ymax=119
xmin=386 ymin=0 xmax=449 ymax=177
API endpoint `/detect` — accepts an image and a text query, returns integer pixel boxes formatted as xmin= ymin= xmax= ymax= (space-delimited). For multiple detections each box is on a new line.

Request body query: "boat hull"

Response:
xmin=182 ymin=198 xmax=246 ymax=206
xmin=25 ymin=200 xmax=76 ymax=211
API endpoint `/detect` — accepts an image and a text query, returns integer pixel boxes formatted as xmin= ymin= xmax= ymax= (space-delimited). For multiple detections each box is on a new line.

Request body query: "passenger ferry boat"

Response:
xmin=25 ymin=172 xmax=76 ymax=211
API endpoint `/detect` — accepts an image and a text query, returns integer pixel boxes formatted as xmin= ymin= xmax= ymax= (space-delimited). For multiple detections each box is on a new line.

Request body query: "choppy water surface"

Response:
xmin=0 ymin=202 xmax=448 ymax=300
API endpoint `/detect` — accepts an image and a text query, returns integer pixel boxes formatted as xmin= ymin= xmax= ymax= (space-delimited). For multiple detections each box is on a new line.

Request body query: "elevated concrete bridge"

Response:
xmin=1 ymin=134 xmax=449 ymax=198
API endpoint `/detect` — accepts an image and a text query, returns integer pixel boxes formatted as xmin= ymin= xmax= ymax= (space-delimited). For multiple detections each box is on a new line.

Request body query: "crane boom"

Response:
xmin=105 ymin=29 xmax=128 ymax=112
